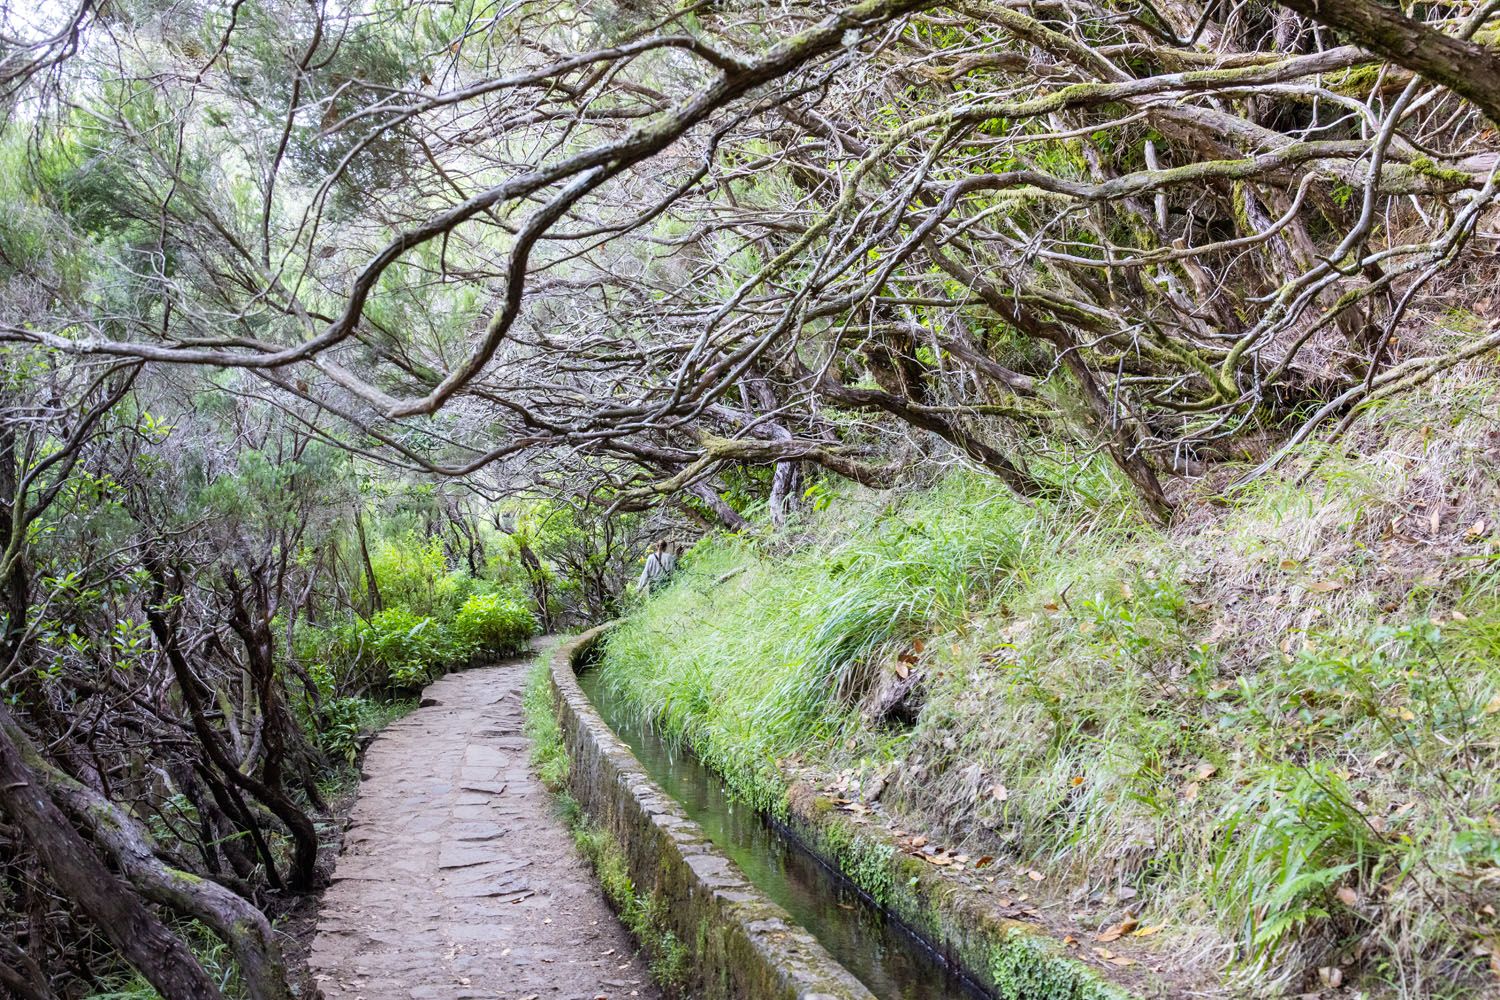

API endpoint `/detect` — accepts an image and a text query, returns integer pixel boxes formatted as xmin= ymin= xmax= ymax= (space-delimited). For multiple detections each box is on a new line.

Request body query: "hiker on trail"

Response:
xmin=637 ymin=540 xmax=668 ymax=594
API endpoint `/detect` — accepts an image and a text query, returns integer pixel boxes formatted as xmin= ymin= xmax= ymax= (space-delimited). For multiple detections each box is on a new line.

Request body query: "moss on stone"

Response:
xmin=988 ymin=929 xmax=1133 ymax=1000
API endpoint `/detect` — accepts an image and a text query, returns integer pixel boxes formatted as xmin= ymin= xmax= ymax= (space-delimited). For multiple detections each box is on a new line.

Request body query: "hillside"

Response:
xmin=597 ymin=360 xmax=1500 ymax=998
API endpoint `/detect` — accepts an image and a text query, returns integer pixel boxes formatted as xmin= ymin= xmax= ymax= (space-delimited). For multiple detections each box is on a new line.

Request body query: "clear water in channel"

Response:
xmin=576 ymin=666 xmax=988 ymax=1000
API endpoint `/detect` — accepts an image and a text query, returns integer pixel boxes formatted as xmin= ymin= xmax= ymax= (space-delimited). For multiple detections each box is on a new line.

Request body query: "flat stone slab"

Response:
xmin=310 ymin=648 xmax=660 ymax=1000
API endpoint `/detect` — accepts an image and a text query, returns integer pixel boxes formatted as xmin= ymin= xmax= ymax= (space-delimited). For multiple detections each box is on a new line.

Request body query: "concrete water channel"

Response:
xmin=576 ymin=665 xmax=990 ymax=1000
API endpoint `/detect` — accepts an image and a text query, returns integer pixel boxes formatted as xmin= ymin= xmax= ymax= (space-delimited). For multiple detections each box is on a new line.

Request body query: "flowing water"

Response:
xmin=577 ymin=667 xmax=988 ymax=1000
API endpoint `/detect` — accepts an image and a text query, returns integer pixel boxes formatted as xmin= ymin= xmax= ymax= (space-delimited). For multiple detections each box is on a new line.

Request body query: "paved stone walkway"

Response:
xmin=309 ymin=651 xmax=659 ymax=1000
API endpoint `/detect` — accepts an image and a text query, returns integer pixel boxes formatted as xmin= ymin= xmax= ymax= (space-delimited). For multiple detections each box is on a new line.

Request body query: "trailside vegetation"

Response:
xmin=1 ymin=0 xmax=1499 ymax=996
xmin=596 ymin=362 xmax=1500 ymax=997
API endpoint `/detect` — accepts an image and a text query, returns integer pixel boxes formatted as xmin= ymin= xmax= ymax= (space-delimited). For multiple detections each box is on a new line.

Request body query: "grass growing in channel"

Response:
xmin=596 ymin=373 xmax=1500 ymax=998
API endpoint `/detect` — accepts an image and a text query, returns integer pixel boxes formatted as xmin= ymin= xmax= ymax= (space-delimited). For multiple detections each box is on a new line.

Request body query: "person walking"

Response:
xmin=636 ymin=540 xmax=667 ymax=594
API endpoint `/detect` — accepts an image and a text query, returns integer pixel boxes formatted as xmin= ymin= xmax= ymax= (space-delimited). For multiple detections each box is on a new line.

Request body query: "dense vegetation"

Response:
xmin=0 ymin=0 xmax=1498 ymax=997
xmin=598 ymin=361 xmax=1500 ymax=997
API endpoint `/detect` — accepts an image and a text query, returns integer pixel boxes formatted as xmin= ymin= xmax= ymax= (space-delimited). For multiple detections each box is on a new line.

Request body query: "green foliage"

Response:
xmin=1213 ymin=764 xmax=1373 ymax=960
xmin=360 ymin=606 xmax=468 ymax=690
xmin=316 ymin=696 xmax=415 ymax=765
xmin=367 ymin=533 xmax=468 ymax=619
xmin=452 ymin=592 xmax=536 ymax=657
xmin=597 ymin=473 xmax=1085 ymax=809
xmin=987 ymin=929 xmax=1131 ymax=1000
xmin=522 ymin=661 xmax=569 ymax=791
xmin=522 ymin=666 xmax=688 ymax=986
xmin=572 ymin=822 xmax=691 ymax=988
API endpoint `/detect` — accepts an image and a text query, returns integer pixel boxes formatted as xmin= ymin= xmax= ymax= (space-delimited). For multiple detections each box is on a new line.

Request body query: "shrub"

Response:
xmin=362 ymin=606 xmax=468 ymax=690
xmin=452 ymin=592 xmax=536 ymax=657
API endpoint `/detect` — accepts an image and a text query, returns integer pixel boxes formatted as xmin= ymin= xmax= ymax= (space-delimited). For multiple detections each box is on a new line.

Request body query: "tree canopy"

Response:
xmin=1 ymin=0 xmax=1498 ymax=996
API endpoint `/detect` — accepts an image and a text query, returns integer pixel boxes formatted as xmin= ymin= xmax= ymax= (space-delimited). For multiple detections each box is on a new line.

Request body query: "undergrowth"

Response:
xmin=597 ymin=370 xmax=1500 ymax=998
xmin=522 ymin=659 xmax=569 ymax=791
xmin=571 ymin=822 xmax=691 ymax=987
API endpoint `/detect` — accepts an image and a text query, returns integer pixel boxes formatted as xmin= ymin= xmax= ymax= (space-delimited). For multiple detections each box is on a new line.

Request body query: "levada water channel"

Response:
xmin=576 ymin=666 xmax=990 ymax=1000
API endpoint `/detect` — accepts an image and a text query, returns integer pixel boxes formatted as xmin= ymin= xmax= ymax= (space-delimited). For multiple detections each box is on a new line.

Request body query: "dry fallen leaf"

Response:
xmin=1109 ymin=955 xmax=1138 ymax=967
xmin=1097 ymin=917 xmax=1138 ymax=942
xmin=1132 ymin=924 xmax=1165 ymax=937
xmin=1279 ymin=558 xmax=1299 ymax=570
xmin=1468 ymin=519 xmax=1488 ymax=540
xmin=1336 ymin=886 xmax=1359 ymax=907
xmin=1070 ymin=775 xmax=1085 ymax=786
xmin=990 ymin=783 xmax=1010 ymax=802
xmin=1307 ymin=580 xmax=1344 ymax=593
xmin=1318 ymin=966 xmax=1344 ymax=989
xmin=894 ymin=661 xmax=910 ymax=680
xmin=975 ymin=855 xmax=996 ymax=869
xmin=1027 ymin=870 xmax=1046 ymax=882
xmin=1195 ymin=762 xmax=1217 ymax=780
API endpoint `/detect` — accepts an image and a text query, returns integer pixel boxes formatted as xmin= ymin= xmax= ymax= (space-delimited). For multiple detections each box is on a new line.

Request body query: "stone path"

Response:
xmin=309 ymin=650 xmax=660 ymax=1000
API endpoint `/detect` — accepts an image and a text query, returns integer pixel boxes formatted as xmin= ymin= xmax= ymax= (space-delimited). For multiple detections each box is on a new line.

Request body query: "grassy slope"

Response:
xmin=596 ymin=364 xmax=1500 ymax=999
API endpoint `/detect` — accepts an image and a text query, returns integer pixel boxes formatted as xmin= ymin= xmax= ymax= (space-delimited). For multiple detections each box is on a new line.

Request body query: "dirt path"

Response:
xmin=309 ymin=650 xmax=660 ymax=1000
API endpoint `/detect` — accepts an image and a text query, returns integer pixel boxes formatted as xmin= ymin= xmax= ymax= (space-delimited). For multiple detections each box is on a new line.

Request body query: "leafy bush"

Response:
xmin=367 ymin=532 xmax=482 ymax=618
xmin=362 ymin=606 xmax=468 ymax=690
xmin=452 ymin=592 xmax=536 ymax=657
xmin=316 ymin=695 xmax=415 ymax=765
xmin=319 ymin=697 xmax=364 ymax=764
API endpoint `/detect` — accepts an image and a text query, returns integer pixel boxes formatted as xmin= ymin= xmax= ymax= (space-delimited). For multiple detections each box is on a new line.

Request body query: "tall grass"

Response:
xmin=597 ymin=471 xmax=1134 ymax=809
xmin=596 ymin=371 xmax=1500 ymax=997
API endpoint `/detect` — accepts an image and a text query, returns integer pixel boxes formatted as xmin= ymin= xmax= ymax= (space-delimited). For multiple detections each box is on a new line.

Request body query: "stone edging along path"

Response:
xmin=548 ymin=627 xmax=877 ymax=1000
xmin=551 ymin=628 xmax=1144 ymax=1000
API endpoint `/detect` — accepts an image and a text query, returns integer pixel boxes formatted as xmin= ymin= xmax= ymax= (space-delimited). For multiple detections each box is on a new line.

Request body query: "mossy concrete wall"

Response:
xmin=778 ymin=785 xmax=1140 ymax=1000
xmin=549 ymin=629 xmax=876 ymax=1000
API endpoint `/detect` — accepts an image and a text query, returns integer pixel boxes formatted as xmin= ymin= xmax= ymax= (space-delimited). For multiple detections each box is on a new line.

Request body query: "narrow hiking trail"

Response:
xmin=309 ymin=648 xmax=660 ymax=1000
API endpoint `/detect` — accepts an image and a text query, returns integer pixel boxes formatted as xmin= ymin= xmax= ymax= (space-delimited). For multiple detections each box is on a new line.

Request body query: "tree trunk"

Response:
xmin=690 ymin=482 xmax=751 ymax=531
xmin=39 ymin=753 xmax=295 ymax=1000
xmin=353 ymin=509 xmax=381 ymax=616
xmin=0 ymin=705 xmax=224 ymax=1000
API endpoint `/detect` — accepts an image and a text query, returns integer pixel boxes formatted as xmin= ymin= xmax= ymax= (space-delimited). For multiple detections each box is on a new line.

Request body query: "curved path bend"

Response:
xmin=310 ymin=649 xmax=660 ymax=1000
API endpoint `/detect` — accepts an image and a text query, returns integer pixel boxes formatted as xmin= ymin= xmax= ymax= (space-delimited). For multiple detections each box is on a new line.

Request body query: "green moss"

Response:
xmin=1404 ymin=155 xmax=1473 ymax=186
xmin=815 ymin=818 xmax=898 ymax=907
xmin=988 ymin=929 xmax=1132 ymax=1000
xmin=572 ymin=821 xmax=692 ymax=989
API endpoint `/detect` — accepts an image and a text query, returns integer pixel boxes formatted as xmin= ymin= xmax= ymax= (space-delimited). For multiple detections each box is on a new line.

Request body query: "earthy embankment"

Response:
xmin=309 ymin=650 xmax=659 ymax=1000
